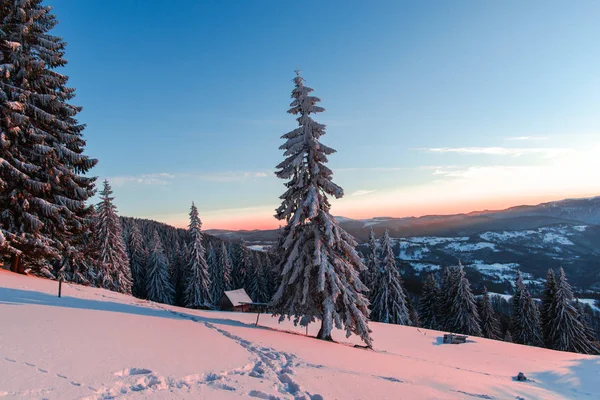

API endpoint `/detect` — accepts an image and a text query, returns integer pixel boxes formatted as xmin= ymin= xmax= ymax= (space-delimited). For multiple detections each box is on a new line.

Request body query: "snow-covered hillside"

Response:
xmin=380 ymin=224 xmax=600 ymax=291
xmin=1 ymin=271 xmax=599 ymax=399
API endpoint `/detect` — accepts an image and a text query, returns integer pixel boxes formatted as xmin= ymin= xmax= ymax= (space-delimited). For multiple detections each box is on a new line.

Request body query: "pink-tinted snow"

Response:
xmin=0 ymin=270 xmax=598 ymax=399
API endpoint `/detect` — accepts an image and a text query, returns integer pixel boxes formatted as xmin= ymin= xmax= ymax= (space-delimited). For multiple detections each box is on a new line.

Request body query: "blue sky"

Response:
xmin=52 ymin=0 xmax=600 ymax=229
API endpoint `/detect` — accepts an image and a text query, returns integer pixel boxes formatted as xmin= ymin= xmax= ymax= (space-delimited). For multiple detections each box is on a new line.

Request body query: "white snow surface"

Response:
xmin=1 ymin=270 xmax=599 ymax=399
xmin=479 ymin=226 xmax=578 ymax=247
xmin=445 ymin=241 xmax=498 ymax=252
xmin=406 ymin=236 xmax=469 ymax=246
xmin=247 ymin=245 xmax=266 ymax=252
xmin=409 ymin=263 xmax=441 ymax=272
xmin=578 ymin=298 xmax=600 ymax=313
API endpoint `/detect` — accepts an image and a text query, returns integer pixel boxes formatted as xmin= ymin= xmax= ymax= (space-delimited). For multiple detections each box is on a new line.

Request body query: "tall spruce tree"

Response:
xmin=245 ymin=250 xmax=259 ymax=301
xmin=183 ymin=202 xmax=212 ymax=309
xmin=270 ymin=71 xmax=371 ymax=346
xmin=370 ymin=230 xmax=411 ymax=326
xmin=171 ymin=240 xmax=186 ymax=306
xmin=449 ymin=266 xmax=481 ymax=336
xmin=0 ymin=0 xmax=97 ymax=275
xmin=419 ymin=273 xmax=440 ymax=330
xmin=541 ymin=269 xmax=557 ymax=347
xmin=511 ymin=271 xmax=542 ymax=346
xmin=549 ymin=268 xmax=597 ymax=354
xmin=478 ymin=286 xmax=500 ymax=339
xmin=233 ymin=240 xmax=250 ymax=290
xmin=220 ymin=241 xmax=232 ymax=292
xmin=263 ymin=252 xmax=277 ymax=301
xmin=438 ymin=266 xmax=460 ymax=331
xmin=247 ymin=251 xmax=266 ymax=303
xmin=94 ymin=180 xmax=131 ymax=294
xmin=128 ymin=222 xmax=147 ymax=299
xmin=207 ymin=242 xmax=222 ymax=305
xmin=575 ymin=300 xmax=598 ymax=346
xmin=363 ymin=228 xmax=379 ymax=301
xmin=146 ymin=230 xmax=174 ymax=305
xmin=56 ymin=211 xmax=97 ymax=284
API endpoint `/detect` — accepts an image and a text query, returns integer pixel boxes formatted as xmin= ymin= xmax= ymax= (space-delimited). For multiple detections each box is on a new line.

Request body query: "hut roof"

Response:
xmin=223 ymin=289 xmax=253 ymax=307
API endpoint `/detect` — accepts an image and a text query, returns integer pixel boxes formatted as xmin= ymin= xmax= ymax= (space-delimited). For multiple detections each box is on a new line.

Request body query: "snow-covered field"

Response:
xmin=1 ymin=271 xmax=599 ymax=400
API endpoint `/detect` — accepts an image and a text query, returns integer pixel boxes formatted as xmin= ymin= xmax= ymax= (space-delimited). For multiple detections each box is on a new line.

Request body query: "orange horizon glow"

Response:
xmin=163 ymin=192 xmax=597 ymax=231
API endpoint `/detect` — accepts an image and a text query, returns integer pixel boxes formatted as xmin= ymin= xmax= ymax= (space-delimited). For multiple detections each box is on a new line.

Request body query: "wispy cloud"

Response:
xmin=433 ymin=165 xmax=525 ymax=179
xmin=351 ymin=189 xmax=377 ymax=196
xmin=110 ymin=171 xmax=270 ymax=186
xmin=423 ymin=147 xmax=571 ymax=158
xmin=182 ymin=171 xmax=271 ymax=182
xmin=337 ymin=166 xmax=425 ymax=173
xmin=507 ymin=136 xmax=548 ymax=141
xmin=111 ymin=173 xmax=176 ymax=186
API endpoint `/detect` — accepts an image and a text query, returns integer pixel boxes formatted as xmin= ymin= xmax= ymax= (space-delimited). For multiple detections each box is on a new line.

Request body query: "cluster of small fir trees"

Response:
xmin=417 ymin=264 xmax=597 ymax=354
xmin=418 ymin=265 xmax=486 ymax=337
xmin=367 ymin=229 xmax=412 ymax=326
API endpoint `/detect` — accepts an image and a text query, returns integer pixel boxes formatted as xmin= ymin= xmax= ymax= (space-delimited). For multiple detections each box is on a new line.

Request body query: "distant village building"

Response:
xmin=219 ymin=289 xmax=253 ymax=312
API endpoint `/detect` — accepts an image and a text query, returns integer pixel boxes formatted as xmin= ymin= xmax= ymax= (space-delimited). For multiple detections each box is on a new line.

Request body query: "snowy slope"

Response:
xmin=1 ymin=271 xmax=599 ymax=400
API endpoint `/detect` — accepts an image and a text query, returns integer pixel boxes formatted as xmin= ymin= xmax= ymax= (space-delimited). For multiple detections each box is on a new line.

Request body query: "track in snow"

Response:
xmin=167 ymin=309 xmax=324 ymax=400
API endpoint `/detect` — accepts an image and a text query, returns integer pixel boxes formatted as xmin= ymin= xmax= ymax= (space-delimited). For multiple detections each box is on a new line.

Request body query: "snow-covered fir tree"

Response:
xmin=146 ymin=230 xmax=175 ymax=305
xmin=407 ymin=295 xmax=420 ymax=328
xmin=0 ymin=0 xmax=97 ymax=275
xmin=370 ymin=230 xmax=411 ymax=326
xmin=438 ymin=266 xmax=460 ymax=331
xmin=233 ymin=240 xmax=250 ymax=290
xmin=94 ymin=180 xmax=131 ymax=294
xmin=478 ymin=286 xmax=500 ymax=339
xmin=270 ymin=72 xmax=371 ymax=346
xmin=171 ymin=240 xmax=187 ymax=306
xmin=245 ymin=250 xmax=259 ymax=301
xmin=183 ymin=203 xmax=211 ymax=309
xmin=541 ymin=269 xmax=557 ymax=347
xmin=363 ymin=228 xmax=379 ymax=301
xmin=575 ymin=300 xmax=598 ymax=346
xmin=247 ymin=251 xmax=266 ymax=303
xmin=220 ymin=241 xmax=232 ymax=292
xmin=56 ymin=210 xmax=97 ymax=284
xmin=511 ymin=271 xmax=542 ymax=346
xmin=263 ymin=252 xmax=277 ymax=301
xmin=549 ymin=268 xmax=597 ymax=354
xmin=419 ymin=273 xmax=440 ymax=330
xmin=207 ymin=243 xmax=222 ymax=305
xmin=128 ymin=222 xmax=147 ymax=299
xmin=449 ymin=266 xmax=481 ymax=336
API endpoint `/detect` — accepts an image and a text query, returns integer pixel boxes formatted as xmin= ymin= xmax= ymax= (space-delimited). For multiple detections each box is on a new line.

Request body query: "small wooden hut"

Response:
xmin=443 ymin=333 xmax=468 ymax=344
xmin=219 ymin=289 xmax=253 ymax=312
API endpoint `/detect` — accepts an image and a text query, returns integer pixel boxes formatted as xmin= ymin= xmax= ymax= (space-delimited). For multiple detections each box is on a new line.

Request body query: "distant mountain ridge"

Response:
xmin=206 ymin=196 xmax=600 ymax=243
xmin=205 ymin=196 xmax=600 ymax=290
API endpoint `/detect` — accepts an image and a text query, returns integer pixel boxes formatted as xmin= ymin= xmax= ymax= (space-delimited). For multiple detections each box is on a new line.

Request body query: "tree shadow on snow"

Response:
xmin=427 ymin=357 xmax=600 ymax=399
xmin=0 ymin=286 xmax=263 ymax=332
xmin=527 ymin=357 xmax=600 ymax=398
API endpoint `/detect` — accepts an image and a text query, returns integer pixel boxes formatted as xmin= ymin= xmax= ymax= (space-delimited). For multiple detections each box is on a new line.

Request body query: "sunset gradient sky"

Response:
xmin=52 ymin=0 xmax=600 ymax=230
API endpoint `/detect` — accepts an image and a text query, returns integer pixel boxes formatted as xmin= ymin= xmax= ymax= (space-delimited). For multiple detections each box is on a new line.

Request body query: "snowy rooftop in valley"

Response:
xmin=1 ymin=271 xmax=599 ymax=399
xmin=223 ymin=288 xmax=253 ymax=306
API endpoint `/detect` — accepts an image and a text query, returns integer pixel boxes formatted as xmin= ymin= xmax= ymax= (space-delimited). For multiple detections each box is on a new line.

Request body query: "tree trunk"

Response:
xmin=9 ymin=254 xmax=16 ymax=272
xmin=317 ymin=322 xmax=333 ymax=342
xmin=11 ymin=254 xmax=24 ymax=274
